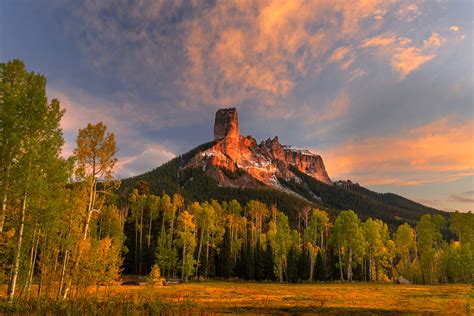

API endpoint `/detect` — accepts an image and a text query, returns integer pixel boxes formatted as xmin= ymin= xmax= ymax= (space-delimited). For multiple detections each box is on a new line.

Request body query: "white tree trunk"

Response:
xmin=7 ymin=191 xmax=27 ymax=301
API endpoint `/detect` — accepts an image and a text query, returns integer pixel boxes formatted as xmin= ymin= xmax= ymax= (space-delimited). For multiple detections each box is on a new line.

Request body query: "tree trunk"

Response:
xmin=139 ymin=210 xmax=143 ymax=274
xmin=7 ymin=191 xmax=27 ymax=301
xmin=195 ymin=228 xmax=204 ymax=278
xmin=205 ymin=240 xmax=210 ymax=279
xmin=347 ymin=248 xmax=353 ymax=282
xmin=58 ymin=249 xmax=69 ymax=299
xmin=134 ymin=217 xmax=138 ymax=274
xmin=182 ymin=245 xmax=186 ymax=282
xmin=0 ymin=191 xmax=7 ymax=234
xmin=375 ymin=261 xmax=380 ymax=282
xmin=363 ymin=256 xmax=366 ymax=282
xmin=309 ymin=252 xmax=315 ymax=281
xmin=82 ymin=179 xmax=96 ymax=241
xmin=368 ymin=249 xmax=372 ymax=281
xmin=25 ymin=230 xmax=40 ymax=297
xmin=278 ymin=263 xmax=283 ymax=282
xmin=338 ymin=245 xmax=344 ymax=281
xmin=147 ymin=214 xmax=153 ymax=249
xmin=0 ymin=166 xmax=10 ymax=234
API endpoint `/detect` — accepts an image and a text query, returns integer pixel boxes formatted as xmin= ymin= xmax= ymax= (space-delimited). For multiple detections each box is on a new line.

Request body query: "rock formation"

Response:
xmin=187 ymin=108 xmax=331 ymax=189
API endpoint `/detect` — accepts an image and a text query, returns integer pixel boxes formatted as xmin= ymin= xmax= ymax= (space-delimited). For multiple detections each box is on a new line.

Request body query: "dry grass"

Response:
xmin=105 ymin=281 xmax=473 ymax=314
xmin=1 ymin=282 xmax=472 ymax=314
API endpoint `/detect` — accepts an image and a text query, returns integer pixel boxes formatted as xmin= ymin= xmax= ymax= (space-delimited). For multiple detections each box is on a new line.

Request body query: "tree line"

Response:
xmin=125 ymin=189 xmax=473 ymax=285
xmin=0 ymin=60 xmax=472 ymax=304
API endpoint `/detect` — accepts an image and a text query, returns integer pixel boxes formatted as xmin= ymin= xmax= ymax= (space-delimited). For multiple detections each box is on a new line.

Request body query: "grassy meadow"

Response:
xmin=1 ymin=281 xmax=472 ymax=315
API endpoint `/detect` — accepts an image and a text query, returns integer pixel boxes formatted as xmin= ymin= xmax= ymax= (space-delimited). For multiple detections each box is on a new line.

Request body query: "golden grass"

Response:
xmin=105 ymin=281 xmax=473 ymax=314
xmin=1 ymin=282 xmax=472 ymax=314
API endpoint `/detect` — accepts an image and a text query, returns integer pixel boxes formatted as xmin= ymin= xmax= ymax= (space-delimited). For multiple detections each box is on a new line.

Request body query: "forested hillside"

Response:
xmin=119 ymin=146 xmax=445 ymax=229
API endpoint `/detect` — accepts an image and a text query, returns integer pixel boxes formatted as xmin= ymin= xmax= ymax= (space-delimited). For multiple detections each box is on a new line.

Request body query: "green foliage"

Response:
xmin=287 ymin=167 xmax=446 ymax=228
xmin=146 ymin=264 xmax=165 ymax=286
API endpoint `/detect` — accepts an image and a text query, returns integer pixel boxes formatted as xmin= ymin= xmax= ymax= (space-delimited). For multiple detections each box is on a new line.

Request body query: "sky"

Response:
xmin=1 ymin=0 xmax=473 ymax=212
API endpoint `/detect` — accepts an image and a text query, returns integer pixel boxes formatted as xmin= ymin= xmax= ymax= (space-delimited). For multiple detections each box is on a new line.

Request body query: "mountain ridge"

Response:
xmin=119 ymin=108 xmax=446 ymax=227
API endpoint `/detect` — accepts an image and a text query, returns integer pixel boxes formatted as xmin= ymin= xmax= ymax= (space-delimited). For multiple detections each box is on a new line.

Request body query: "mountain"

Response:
xmin=119 ymin=108 xmax=445 ymax=228
xmin=187 ymin=108 xmax=331 ymax=190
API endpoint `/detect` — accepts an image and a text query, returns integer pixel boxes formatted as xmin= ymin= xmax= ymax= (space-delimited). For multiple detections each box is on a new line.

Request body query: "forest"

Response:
xmin=1 ymin=59 xmax=473 ymax=307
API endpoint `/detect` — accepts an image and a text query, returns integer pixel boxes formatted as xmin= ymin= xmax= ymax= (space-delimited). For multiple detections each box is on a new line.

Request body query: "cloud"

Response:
xmin=447 ymin=195 xmax=474 ymax=203
xmin=48 ymin=86 xmax=183 ymax=166
xmin=360 ymin=32 xmax=448 ymax=79
xmin=116 ymin=145 xmax=175 ymax=178
xmin=321 ymin=116 xmax=474 ymax=186
xmin=360 ymin=35 xmax=397 ymax=48
xmin=424 ymin=32 xmax=444 ymax=48
xmin=397 ymin=3 xmax=421 ymax=22
xmin=328 ymin=46 xmax=355 ymax=70
xmin=58 ymin=0 xmax=403 ymax=109
xmin=449 ymin=25 xmax=460 ymax=33
xmin=349 ymin=68 xmax=368 ymax=81
xmin=391 ymin=47 xmax=435 ymax=79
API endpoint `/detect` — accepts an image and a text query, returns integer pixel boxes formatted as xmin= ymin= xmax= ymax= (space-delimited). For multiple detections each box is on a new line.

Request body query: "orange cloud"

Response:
xmin=396 ymin=3 xmax=420 ymax=22
xmin=449 ymin=25 xmax=460 ymax=33
xmin=328 ymin=46 xmax=355 ymax=70
xmin=321 ymin=117 xmax=474 ymax=186
xmin=391 ymin=47 xmax=435 ymax=79
xmin=424 ymin=32 xmax=444 ymax=48
xmin=360 ymin=32 xmax=446 ymax=79
xmin=360 ymin=35 xmax=397 ymax=48
xmin=184 ymin=0 xmax=396 ymax=106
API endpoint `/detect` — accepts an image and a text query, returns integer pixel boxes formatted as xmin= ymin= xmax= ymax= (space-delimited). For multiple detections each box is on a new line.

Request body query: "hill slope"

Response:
xmin=119 ymin=142 xmax=445 ymax=228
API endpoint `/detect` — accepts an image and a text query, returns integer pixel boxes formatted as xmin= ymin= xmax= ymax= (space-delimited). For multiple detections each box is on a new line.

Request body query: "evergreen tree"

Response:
xmin=287 ymin=247 xmax=299 ymax=283
xmin=314 ymin=250 xmax=326 ymax=281
xmin=264 ymin=241 xmax=276 ymax=281
xmin=254 ymin=240 xmax=265 ymax=281
xmin=298 ymin=248 xmax=310 ymax=281
xmin=245 ymin=244 xmax=255 ymax=280
xmin=219 ymin=226 xmax=233 ymax=278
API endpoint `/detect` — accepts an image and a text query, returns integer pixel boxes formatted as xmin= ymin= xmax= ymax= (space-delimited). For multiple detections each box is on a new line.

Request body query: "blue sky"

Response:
xmin=1 ymin=0 xmax=473 ymax=212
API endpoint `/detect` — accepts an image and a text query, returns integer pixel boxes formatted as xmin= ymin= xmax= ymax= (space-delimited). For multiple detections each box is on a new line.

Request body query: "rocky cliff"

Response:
xmin=187 ymin=108 xmax=331 ymax=189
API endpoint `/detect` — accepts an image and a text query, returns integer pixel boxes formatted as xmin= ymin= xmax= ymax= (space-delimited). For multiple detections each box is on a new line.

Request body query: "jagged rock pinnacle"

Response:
xmin=214 ymin=108 xmax=238 ymax=141
xmin=188 ymin=107 xmax=331 ymax=189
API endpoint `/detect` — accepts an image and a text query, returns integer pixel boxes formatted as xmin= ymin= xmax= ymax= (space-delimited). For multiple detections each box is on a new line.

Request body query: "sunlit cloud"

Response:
xmin=449 ymin=25 xmax=460 ymax=33
xmin=391 ymin=47 xmax=435 ymax=79
xmin=116 ymin=145 xmax=176 ymax=178
xmin=424 ymin=32 xmax=444 ymax=48
xmin=328 ymin=46 xmax=355 ymax=70
xmin=321 ymin=116 xmax=474 ymax=186
xmin=396 ymin=3 xmax=421 ymax=22
xmin=360 ymin=31 xmax=450 ymax=79
xmin=448 ymin=194 xmax=474 ymax=204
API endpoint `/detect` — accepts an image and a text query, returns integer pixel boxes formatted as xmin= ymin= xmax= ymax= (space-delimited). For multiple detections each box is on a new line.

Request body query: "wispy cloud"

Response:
xmin=321 ymin=116 xmax=474 ymax=186
xmin=448 ymin=194 xmax=474 ymax=203
xmin=359 ymin=31 xmax=450 ymax=79
xmin=116 ymin=145 xmax=175 ymax=178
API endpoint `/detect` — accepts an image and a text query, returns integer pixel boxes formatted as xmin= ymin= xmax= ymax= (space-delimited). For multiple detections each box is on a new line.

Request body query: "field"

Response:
xmin=1 ymin=282 xmax=473 ymax=315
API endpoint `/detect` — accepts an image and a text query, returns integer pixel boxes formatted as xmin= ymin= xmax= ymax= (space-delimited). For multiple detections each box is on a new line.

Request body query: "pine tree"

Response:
xmin=314 ymin=250 xmax=326 ymax=281
xmin=220 ymin=226 xmax=233 ymax=278
xmin=298 ymin=248 xmax=310 ymax=281
xmin=264 ymin=241 xmax=276 ymax=281
xmin=287 ymin=247 xmax=299 ymax=283
xmin=254 ymin=240 xmax=265 ymax=281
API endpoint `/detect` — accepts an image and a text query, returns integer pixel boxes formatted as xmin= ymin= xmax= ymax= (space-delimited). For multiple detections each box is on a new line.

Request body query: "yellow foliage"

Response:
xmin=147 ymin=264 xmax=165 ymax=286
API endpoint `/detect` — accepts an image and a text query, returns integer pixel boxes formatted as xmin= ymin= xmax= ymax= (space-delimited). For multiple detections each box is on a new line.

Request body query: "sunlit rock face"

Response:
xmin=214 ymin=108 xmax=240 ymax=159
xmin=188 ymin=108 xmax=332 ymax=189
